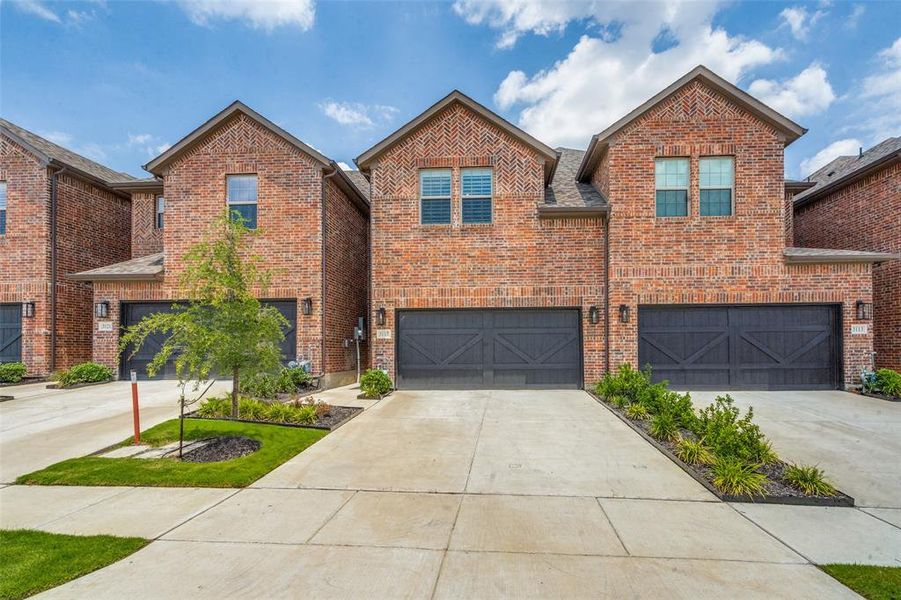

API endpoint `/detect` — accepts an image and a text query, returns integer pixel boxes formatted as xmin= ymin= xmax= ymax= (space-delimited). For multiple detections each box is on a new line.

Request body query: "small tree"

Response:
xmin=120 ymin=211 xmax=289 ymax=418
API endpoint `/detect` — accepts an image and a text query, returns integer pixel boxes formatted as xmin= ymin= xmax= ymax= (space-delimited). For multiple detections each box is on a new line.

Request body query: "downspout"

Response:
xmin=49 ymin=166 xmax=68 ymax=373
xmin=321 ymin=166 xmax=340 ymax=377
xmin=604 ymin=208 xmax=610 ymax=376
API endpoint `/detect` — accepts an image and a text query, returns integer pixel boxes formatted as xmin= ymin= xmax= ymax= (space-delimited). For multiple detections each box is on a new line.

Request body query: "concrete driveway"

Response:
xmin=691 ymin=389 xmax=901 ymax=509
xmin=0 ymin=379 xmax=230 ymax=482
xmin=7 ymin=388 xmax=883 ymax=599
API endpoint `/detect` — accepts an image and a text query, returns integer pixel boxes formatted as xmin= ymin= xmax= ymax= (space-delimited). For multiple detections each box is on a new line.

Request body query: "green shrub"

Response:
xmin=648 ymin=412 xmax=680 ymax=442
xmin=196 ymin=396 xmax=230 ymax=418
xmin=695 ymin=395 xmax=773 ymax=464
xmin=0 ymin=361 xmax=27 ymax=383
xmin=784 ymin=464 xmax=835 ymax=496
xmin=656 ymin=390 xmax=698 ymax=429
xmin=625 ymin=403 xmax=650 ymax=420
xmin=52 ymin=362 xmax=112 ymax=387
xmin=675 ymin=438 xmax=714 ymax=465
xmin=607 ymin=395 xmax=629 ymax=409
xmin=238 ymin=397 xmax=268 ymax=420
xmin=875 ymin=368 xmax=901 ymax=397
xmin=198 ymin=395 xmax=319 ymax=425
xmin=711 ymin=456 xmax=767 ymax=496
xmin=240 ymin=367 xmax=313 ymax=399
xmin=595 ymin=363 xmax=654 ymax=403
xmin=360 ymin=369 xmax=392 ymax=398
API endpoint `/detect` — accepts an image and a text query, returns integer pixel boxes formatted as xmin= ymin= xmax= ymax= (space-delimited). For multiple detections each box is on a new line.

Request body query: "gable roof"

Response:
xmin=355 ymin=90 xmax=560 ymax=184
xmin=1 ymin=118 xmax=136 ymax=187
xmin=576 ymin=65 xmax=808 ymax=181
xmin=793 ymin=137 xmax=901 ymax=208
xmin=69 ymin=252 xmax=164 ymax=281
xmin=144 ymin=100 xmax=332 ymax=175
xmin=544 ymin=148 xmax=607 ymax=208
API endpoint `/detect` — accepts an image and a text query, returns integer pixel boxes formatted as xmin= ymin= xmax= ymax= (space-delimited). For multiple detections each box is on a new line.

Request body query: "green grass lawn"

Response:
xmin=821 ymin=564 xmax=901 ymax=600
xmin=0 ymin=529 xmax=148 ymax=600
xmin=15 ymin=418 xmax=326 ymax=488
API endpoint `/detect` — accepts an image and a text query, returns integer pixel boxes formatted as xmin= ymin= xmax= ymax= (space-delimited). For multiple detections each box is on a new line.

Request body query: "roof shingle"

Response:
xmin=794 ymin=137 xmax=901 ymax=204
xmin=69 ymin=253 xmax=164 ymax=281
xmin=545 ymin=148 xmax=607 ymax=208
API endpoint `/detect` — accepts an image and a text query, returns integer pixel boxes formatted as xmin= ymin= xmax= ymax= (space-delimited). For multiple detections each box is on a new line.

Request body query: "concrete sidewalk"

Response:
xmin=5 ymin=389 xmax=895 ymax=598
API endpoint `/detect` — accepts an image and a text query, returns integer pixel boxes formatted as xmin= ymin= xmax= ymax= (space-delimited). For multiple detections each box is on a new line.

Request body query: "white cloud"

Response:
xmin=318 ymin=101 xmax=398 ymax=128
xmin=14 ymin=0 xmax=104 ymax=26
xmin=845 ymin=4 xmax=865 ymax=29
xmin=856 ymin=36 xmax=901 ymax=138
xmin=15 ymin=0 xmax=61 ymax=22
xmin=453 ymin=0 xmax=603 ymax=49
xmin=126 ymin=133 xmax=171 ymax=157
xmin=337 ymin=161 xmax=353 ymax=171
xmin=40 ymin=130 xmax=74 ymax=146
xmin=748 ymin=63 xmax=835 ymax=119
xmin=470 ymin=1 xmax=781 ymax=148
xmin=778 ymin=6 xmax=826 ymax=41
xmin=177 ymin=0 xmax=315 ymax=31
xmin=800 ymin=138 xmax=862 ymax=176
xmin=128 ymin=133 xmax=154 ymax=145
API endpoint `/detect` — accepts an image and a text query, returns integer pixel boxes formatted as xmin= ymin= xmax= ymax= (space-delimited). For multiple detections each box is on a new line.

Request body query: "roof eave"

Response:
xmin=67 ymin=272 xmax=163 ymax=282
xmin=794 ymin=152 xmax=901 ymax=209
xmin=328 ymin=163 xmax=370 ymax=215
xmin=537 ymin=205 xmax=609 ymax=220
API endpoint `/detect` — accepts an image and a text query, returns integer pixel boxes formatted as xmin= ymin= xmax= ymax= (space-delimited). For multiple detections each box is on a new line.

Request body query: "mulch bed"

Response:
xmin=851 ymin=389 xmax=900 ymax=403
xmin=46 ymin=379 xmax=112 ymax=390
xmin=0 ymin=377 xmax=48 ymax=388
xmin=181 ymin=436 xmax=261 ymax=462
xmin=588 ymin=390 xmax=855 ymax=507
xmin=185 ymin=404 xmax=362 ymax=431
xmin=357 ymin=390 xmax=393 ymax=400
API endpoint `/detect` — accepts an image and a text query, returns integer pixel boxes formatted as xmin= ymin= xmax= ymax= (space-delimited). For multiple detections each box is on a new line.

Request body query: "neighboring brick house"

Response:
xmin=0 ymin=119 xmax=133 ymax=376
xmin=792 ymin=138 xmax=900 ymax=370
xmin=72 ymin=102 xmax=369 ymax=388
xmin=359 ymin=67 xmax=894 ymax=390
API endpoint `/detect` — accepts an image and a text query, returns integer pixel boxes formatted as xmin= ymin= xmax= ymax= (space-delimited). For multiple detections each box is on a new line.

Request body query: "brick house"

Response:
xmin=1 ymin=119 xmax=133 ymax=376
xmin=359 ymin=67 xmax=895 ymax=390
xmin=792 ymin=138 xmax=900 ymax=371
xmin=72 ymin=102 xmax=370 ymax=388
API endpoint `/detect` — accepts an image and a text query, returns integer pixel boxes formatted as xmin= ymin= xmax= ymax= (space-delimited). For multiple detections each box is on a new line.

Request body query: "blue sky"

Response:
xmin=2 ymin=0 xmax=899 ymax=179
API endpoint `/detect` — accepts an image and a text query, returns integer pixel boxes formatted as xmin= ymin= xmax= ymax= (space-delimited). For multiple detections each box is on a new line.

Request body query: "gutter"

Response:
xmin=604 ymin=208 xmax=610 ymax=377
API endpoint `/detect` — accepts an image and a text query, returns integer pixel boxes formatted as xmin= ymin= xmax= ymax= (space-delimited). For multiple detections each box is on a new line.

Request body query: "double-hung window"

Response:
xmin=155 ymin=195 xmax=165 ymax=229
xmin=699 ymin=157 xmax=734 ymax=216
xmin=227 ymin=174 xmax=258 ymax=229
xmin=654 ymin=158 xmax=689 ymax=217
xmin=420 ymin=170 xmax=451 ymax=224
xmin=0 ymin=181 xmax=6 ymax=235
xmin=461 ymin=168 xmax=493 ymax=224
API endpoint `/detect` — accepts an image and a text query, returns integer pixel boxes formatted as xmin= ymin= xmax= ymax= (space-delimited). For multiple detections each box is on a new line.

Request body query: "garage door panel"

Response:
xmin=0 ymin=304 xmax=23 ymax=363
xmin=397 ymin=309 xmax=581 ymax=390
xmin=639 ymin=304 xmax=840 ymax=390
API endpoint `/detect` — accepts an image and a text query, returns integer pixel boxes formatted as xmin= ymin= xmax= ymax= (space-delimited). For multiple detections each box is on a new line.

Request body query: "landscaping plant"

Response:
xmin=0 ymin=361 xmax=27 ymax=383
xmin=51 ymin=362 xmax=112 ymax=387
xmin=675 ymin=438 xmax=714 ymax=465
xmin=197 ymin=395 xmax=322 ymax=426
xmin=784 ymin=464 xmax=836 ymax=496
xmin=240 ymin=366 xmax=312 ymax=399
xmin=648 ymin=412 xmax=680 ymax=442
xmin=711 ymin=456 xmax=767 ymax=496
xmin=875 ymin=368 xmax=901 ymax=398
xmin=696 ymin=395 xmax=776 ymax=465
xmin=120 ymin=211 xmax=290 ymax=419
xmin=625 ymin=402 xmax=650 ymax=420
xmin=360 ymin=368 xmax=392 ymax=398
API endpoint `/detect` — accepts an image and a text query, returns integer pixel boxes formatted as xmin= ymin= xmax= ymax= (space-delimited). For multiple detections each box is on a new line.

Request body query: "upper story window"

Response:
xmin=461 ymin=168 xmax=493 ymax=224
xmin=155 ymin=195 xmax=165 ymax=229
xmin=420 ymin=170 xmax=451 ymax=225
xmin=0 ymin=181 xmax=6 ymax=235
xmin=699 ymin=157 xmax=734 ymax=216
xmin=654 ymin=158 xmax=689 ymax=217
xmin=227 ymin=174 xmax=258 ymax=229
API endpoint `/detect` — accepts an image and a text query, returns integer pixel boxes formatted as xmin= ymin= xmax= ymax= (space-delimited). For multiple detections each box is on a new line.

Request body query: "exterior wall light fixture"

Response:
xmin=22 ymin=301 xmax=36 ymax=318
xmin=95 ymin=301 xmax=110 ymax=319
xmin=856 ymin=300 xmax=873 ymax=321
xmin=376 ymin=307 xmax=386 ymax=327
xmin=618 ymin=304 xmax=630 ymax=324
xmin=588 ymin=306 xmax=600 ymax=324
xmin=302 ymin=297 xmax=313 ymax=316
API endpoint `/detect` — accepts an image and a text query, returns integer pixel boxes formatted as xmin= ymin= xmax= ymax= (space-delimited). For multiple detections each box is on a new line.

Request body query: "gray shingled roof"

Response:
xmin=545 ymin=148 xmax=607 ymax=207
xmin=343 ymin=170 xmax=370 ymax=198
xmin=794 ymin=137 xmax=901 ymax=203
xmin=784 ymin=247 xmax=901 ymax=263
xmin=0 ymin=118 xmax=136 ymax=185
xmin=69 ymin=252 xmax=164 ymax=281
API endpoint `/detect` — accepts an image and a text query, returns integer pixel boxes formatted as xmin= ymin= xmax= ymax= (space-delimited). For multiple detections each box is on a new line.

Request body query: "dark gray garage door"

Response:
xmin=396 ymin=309 xmax=582 ymax=389
xmin=638 ymin=304 xmax=841 ymax=390
xmin=121 ymin=300 xmax=297 ymax=379
xmin=0 ymin=303 xmax=22 ymax=363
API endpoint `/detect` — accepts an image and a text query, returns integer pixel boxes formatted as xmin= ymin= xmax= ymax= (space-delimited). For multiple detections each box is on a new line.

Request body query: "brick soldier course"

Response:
xmin=793 ymin=139 xmax=900 ymax=371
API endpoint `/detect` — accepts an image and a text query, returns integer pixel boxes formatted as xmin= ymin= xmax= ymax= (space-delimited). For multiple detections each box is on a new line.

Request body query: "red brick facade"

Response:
xmin=368 ymin=102 xmax=606 ymax=383
xmin=591 ymin=80 xmax=873 ymax=386
xmin=794 ymin=161 xmax=900 ymax=370
xmin=91 ymin=112 xmax=369 ymax=387
xmin=131 ymin=191 xmax=163 ymax=257
xmin=0 ymin=134 xmax=131 ymax=375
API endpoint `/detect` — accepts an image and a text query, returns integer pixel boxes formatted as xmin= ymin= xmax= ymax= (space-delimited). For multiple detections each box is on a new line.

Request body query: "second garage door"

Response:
xmin=0 ymin=303 xmax=22 ymax=363
xmin=396 ymin=309 xmax=582 ymax=389
xmin=638 ymin=304 xmax=841 ymax=390
xmin=121 ymin=300 xmax=297 ymax=379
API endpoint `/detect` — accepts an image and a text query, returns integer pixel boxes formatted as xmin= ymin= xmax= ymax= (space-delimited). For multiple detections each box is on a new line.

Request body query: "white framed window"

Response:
xmin=419 ymin=170 xmax=451 ymax=224
xmin=227 ymin=174 xmax=258 ymax=228
xmin=0 ymin=181 xmax=6 ymax=235
xmin=155 ymin=195 xmax=165 ymax=229
xmin=461 ymin=168 xmax=493 ymax=224
xmin=654 ymin=158 xmax=689 ymax=217
xmin=700 ymin=157 xmax=734 ymax=216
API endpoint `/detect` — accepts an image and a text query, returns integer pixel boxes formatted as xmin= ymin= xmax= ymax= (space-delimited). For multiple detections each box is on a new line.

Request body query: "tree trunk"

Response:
xmin=231 ymin=369 xmax=239 ymax=418
xmin=178 ymin=388 xmax=186 ymax=459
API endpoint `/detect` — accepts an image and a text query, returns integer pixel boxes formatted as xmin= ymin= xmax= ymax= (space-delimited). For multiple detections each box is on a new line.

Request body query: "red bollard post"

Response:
xmin=130 ymin=370 xmax=141 ymax=445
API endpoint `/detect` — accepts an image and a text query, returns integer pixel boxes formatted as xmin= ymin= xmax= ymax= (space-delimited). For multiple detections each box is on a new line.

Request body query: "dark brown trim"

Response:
xmin=537 ymin=205 xmax=609 ymax=219
xmin=793 ymin=153 xmax=900 ymax=209
xmin=66 ymin=272 xmax=163 ymax=282
xmin=110 ymin=179 xmax=164 ymax=194
xmin=784 ymin=180 xmax=816 ymax=193
xmin=784 ymin=248 xmax=901 ymax=264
